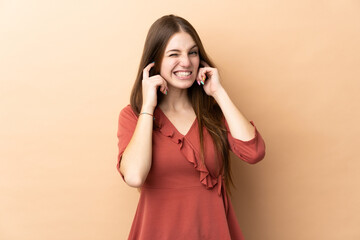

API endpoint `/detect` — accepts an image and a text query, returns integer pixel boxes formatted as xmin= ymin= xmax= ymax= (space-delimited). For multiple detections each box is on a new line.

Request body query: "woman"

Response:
xmin=116 ymin=14 xmax=266 ymax=240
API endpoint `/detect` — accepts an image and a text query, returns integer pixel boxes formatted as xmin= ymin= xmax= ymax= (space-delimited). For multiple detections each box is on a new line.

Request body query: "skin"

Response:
xmin=159 ymin=31 xmax=200 ymax=92
xmin=142 ymin=31 xmax=199 ymax=113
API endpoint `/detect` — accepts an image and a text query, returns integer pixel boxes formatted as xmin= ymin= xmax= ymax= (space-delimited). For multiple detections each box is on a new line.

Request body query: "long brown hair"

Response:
xmin=130 ymin=14 xmax=234 ymax=195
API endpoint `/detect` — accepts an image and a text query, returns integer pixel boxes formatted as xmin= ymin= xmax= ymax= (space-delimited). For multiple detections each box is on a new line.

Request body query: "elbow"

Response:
xmin=119 ymin=153 xmax=148 ymax=188
xmin=243 ymin=148 xmax=266 ymax=164
xmin=124 ymin=174 xmax=144 ymax=188
xmin=246 ymin=139 xmax=266 ymax=164
xmin=120 ymin=164 xmax=146 ymax=188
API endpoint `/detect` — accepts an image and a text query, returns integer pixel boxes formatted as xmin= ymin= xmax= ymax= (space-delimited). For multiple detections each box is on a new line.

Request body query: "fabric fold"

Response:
xmin=155 ymin=109 xmax=222 ymax=193
xmin=181 ymin=138 xmax=219 ymax=189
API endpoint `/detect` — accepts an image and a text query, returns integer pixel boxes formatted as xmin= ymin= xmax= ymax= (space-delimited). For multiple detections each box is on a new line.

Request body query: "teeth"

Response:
xmin=175 ymin=71 xmax=191 ymax=77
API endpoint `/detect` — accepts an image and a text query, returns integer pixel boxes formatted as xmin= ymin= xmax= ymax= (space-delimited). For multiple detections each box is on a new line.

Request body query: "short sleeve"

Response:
xmin=116 ymin=104 xmax=138 ymax=180
xmin=224 ymin=118 xmax=266 ymax=164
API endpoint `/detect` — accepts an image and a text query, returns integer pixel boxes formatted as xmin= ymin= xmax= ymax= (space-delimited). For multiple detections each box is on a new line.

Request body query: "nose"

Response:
xmin=179 ymin=54 xmax=191 ymax=67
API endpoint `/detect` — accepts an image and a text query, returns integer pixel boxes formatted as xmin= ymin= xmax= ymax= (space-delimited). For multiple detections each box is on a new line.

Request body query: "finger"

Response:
xmin=196 ymin=71 xmax=202 ymax=85
xmin=159 ymin=84 xmax=168 ymax=95
xmin=152 ymin=76 xmax=168 ymax=94
xmin=199 ymin=69 xmax=208 ymax=85
xmin=201 ymin=60 xmax=210 ymax=67
xmin=157 ymin=80 xmax=166 ymax=93
xmin=142 ymin=62 xmax=155 ymax=80
xmin=197 ymin=69 xmax=204 ymax=85
xmin=159 ymin=84 xmax=165 ymax=93
xmin=201 ymin=67 xmax=213 ymax=81
xmin=157 ymin=75 xmax=168 ymax=94
xmin=162 ymin=80 xmax=168 ymax=95
xmin=202 ymin=73 xmax=207 ymax=82
xmin=201 ymin=75 xmax=206 ymax=85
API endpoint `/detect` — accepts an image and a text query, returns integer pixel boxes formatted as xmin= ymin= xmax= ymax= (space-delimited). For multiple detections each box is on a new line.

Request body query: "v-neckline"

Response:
xmin=157 ymin=107 xmax=197 ymax=137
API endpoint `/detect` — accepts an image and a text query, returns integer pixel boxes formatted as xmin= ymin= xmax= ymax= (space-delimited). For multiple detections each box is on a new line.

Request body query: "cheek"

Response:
xmin=161 ymin=61 xmax=177 ymax=75
xmin=193 ymin=58 xmax=200 ymax=73
xmin=192 ymin=57 xmax=200 ymax=66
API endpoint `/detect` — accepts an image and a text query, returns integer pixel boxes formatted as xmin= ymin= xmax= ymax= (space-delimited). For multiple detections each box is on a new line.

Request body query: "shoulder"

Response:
xmin=119 ymin=104 xmax=138 ymax=123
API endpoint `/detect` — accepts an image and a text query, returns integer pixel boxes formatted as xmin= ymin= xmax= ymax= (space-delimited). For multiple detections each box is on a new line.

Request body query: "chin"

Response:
xmin=170 ymin=80 xmax=195 ymax=89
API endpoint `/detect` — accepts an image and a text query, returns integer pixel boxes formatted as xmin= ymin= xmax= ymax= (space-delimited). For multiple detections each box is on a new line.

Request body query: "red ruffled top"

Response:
xmin=116 ymin=104 xmax=266 ymax=240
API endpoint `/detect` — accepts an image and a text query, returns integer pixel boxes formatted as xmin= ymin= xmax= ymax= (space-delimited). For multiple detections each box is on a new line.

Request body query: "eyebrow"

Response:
xmin=166 ymin=44 xmax=198 ymax=54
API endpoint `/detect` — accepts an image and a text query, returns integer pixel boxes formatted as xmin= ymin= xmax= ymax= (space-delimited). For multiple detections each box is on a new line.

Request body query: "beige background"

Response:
xmin=1 ymin=0 xmax=359 ymax=239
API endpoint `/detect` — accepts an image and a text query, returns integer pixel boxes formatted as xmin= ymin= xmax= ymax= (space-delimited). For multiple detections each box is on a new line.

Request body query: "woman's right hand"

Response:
xmin=141 ymin=62 xmax=168 ymax=111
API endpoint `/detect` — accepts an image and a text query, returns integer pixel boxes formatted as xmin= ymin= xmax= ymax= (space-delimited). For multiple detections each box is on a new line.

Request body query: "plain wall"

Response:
xmin=1 ymin=1 xmax=359 ymax=239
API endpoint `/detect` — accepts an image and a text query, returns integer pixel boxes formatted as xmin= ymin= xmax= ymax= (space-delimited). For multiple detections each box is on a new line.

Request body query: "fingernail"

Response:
xmin=202 ymin=76 xmax=205 ymax=81
xmin=165 ymin=90 xmax=168 ymax=95
xmin=197 ymin=81 xmax=200 ymax=85
xmin=201 ymin=81 xmax=204 ymax=85
xmin=152 ymin=61 xmax=155 ymax=63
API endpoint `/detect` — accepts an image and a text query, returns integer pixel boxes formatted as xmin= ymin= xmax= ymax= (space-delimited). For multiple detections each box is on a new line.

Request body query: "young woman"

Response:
xmin=116 ymin=14 xmax=266 ymax=240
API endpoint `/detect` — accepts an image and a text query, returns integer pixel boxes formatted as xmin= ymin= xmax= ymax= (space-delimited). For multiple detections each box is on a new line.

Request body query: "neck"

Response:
xmin=158 ymin=86 xmax=192 ymax=112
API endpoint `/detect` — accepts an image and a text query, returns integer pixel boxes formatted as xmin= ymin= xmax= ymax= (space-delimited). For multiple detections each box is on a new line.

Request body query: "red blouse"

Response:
xmin=116 ymin=104 xmax=266 ymax=240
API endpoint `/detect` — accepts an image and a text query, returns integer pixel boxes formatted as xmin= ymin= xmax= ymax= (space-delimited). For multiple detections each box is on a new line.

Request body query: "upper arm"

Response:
xmin=116 ymin=104 xmax=138 ymax=180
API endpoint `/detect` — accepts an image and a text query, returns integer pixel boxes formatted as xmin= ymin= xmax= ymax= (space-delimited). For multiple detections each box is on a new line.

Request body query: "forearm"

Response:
xmin=120 ymin=106 xmax=154 ymax=187
xmin=213 ymin=87 xmax=256 ymax=141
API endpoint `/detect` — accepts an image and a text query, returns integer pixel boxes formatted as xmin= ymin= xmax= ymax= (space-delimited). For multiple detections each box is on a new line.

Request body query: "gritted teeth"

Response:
xmin=174 ymin=71 xmax=192 ymax=76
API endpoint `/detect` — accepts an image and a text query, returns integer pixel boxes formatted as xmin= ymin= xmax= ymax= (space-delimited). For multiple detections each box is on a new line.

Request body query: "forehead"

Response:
xmin=165 ymin=32 xmax=197 ymax=50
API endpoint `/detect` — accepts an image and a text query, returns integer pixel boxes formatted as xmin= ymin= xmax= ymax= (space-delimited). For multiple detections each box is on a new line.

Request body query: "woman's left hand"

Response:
xmin=196 ymin=60 xmax=223 ymax=97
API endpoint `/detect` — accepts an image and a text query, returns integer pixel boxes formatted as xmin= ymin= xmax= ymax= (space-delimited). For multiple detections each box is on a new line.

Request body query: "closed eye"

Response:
xmin=169 ymin=51 xmax=198 ymax=57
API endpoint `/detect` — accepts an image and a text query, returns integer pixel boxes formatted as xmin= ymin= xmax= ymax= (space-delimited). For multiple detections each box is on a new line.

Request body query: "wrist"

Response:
xmin=212 ymin=87 xmax=226 ymax=102
xmin=141 ymin=105 xmax=155 ymax=114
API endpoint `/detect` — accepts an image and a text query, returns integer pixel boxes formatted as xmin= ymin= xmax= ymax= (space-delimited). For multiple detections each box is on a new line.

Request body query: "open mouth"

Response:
xmin=174 ymin=71 xmax=192 ymax=78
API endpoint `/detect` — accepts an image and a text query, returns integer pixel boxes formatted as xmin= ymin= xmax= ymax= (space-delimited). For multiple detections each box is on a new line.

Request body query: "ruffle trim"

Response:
xmin=154 ymin=108 xmax=222 ymax=191
xmin=154 ymin=107 xmax=229 ymax=213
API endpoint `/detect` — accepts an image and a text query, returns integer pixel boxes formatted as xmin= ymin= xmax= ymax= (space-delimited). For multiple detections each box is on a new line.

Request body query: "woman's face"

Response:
xmin=160 ymin=31 xmax=200 ymax=89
